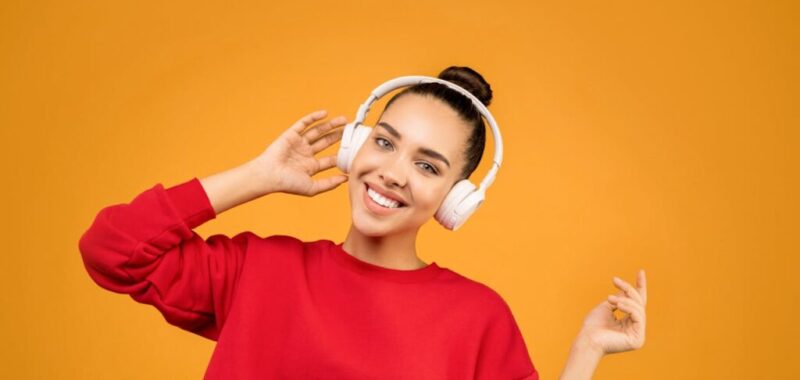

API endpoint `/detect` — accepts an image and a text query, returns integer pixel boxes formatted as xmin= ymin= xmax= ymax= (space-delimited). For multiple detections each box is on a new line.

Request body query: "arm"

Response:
xmin=199 ymin=162 xmax=269 ymax=215
xmin=558 ymin=333 xmax=603 ymax=380
xmin=474 ymin=294 xmax=540 ymax=380
xmin=199 ymin=108 xmax=350 ymax=215
xmin=558 ymin=271 xmax=648 ymax=380
xmin=78 ymin=109 xmax=348 ymax=339
xmin=78 ymin=177 xmax=252 ymax=340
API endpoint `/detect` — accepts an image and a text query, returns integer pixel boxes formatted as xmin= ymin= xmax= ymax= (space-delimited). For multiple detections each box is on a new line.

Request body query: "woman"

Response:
xmin=79 ymin=66 xmax=647 ymax=379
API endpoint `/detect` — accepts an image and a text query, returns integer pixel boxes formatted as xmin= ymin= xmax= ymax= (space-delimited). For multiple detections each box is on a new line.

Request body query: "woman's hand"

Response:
xmin=247 ymin=109 xmax=349 ymax=197
xmin=578 ymin=270 xmax=648 ymax=355
xmin=558 ymin=270 xmax=648 ymax=380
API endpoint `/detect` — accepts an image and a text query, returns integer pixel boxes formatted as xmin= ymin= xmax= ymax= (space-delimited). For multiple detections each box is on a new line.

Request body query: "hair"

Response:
xmin=381 ymin=66 xmax=493 ymax=180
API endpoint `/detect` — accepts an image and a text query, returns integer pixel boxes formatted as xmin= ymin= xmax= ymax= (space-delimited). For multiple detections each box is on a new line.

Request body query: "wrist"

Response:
xmin=559 ymin=332 xmax=604 ymax=380
xmin=572 ymin=331 xmax=605 ymax=359
xmin=241 ymin=160 xmax=278 ymax=196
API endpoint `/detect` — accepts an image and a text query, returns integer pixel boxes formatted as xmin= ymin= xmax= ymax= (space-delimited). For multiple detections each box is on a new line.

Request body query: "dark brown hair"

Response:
xmin=381 ymin=66 xmax=493 ymax=180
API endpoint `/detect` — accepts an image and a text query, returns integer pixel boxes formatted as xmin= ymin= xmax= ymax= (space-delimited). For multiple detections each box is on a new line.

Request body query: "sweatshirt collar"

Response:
xmin=329 ymin=241 xmax=443 ymax=284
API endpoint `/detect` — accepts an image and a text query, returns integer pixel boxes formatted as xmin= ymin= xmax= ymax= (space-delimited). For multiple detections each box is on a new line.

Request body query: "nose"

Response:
xmin=378 ymin=156 xmax=407 ymax=189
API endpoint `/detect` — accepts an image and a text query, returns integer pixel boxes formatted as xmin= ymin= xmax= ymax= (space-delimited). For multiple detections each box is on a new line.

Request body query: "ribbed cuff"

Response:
xmin=164 ymin=177 xmax=217 ymax=229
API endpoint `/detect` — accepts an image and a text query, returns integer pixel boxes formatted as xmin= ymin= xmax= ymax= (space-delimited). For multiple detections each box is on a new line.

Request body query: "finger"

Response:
xmin=614 ymin=298 xmax=646 ymax=349
xmin=637 ymin=269 xmax=647 ymax=305
xmin=609 ymin=295 xmax=645 ymax=325
xmin=310 ymin=128 xmax=344 ymax=154
xmin=310 ymin=175 xmax=348 ymax=195
xmin=316 ymin=154 xmax=338 ymax=173
xmin=303 ymin=115 xmax=347 ymax=143
xmin=613 ymin=276 xmax=645 ymax=307
xmin=289 ymin=109 xmax=328 ymax=134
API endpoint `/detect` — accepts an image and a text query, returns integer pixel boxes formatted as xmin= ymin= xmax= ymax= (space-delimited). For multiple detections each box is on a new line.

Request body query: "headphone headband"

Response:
xmin=353 ymin=75 xmax=503 ymax=192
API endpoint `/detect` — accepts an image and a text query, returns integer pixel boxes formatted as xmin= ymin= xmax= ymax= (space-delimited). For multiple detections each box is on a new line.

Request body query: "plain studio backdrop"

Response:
xmin=1 ymin=0 xmax=796 ymax=378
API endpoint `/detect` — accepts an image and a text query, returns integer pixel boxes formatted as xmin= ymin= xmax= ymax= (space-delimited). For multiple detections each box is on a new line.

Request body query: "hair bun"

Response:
xmin=438 ymin=66 xmax=493 ymax=106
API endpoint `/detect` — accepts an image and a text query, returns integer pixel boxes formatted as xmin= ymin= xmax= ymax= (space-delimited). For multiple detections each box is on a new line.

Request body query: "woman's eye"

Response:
xmin=373 ymin=137 xmax=437 ymax=175
xmin=417 ymin=162 xmax=438 ymax=175
xmin=375 ymin=137 xmax=393 ymax=150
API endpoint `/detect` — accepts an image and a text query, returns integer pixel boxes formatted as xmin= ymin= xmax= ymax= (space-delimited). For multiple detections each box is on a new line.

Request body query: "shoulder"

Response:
xmin=435 ymin=268 xmax=515 ymax=319
xmin=209 ymin=233 xmax=333 ymax=257
xmin=244 ymin=234 xmax=334 ymax=252
xmin=214 ymin=234 xmax=339 ymax=273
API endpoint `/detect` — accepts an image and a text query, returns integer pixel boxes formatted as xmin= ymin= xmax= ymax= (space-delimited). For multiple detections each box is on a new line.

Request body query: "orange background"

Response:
xmin=1 ymin=0 xmax=797 ymax=378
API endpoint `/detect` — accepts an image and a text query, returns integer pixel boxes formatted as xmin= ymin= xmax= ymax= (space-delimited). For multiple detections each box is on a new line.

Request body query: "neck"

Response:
xmin=342 ymin=224 xmax=428 ymax=270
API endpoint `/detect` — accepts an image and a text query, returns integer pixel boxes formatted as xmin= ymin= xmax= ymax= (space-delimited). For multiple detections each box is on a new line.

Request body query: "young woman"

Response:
xmin=79 ymin=66 xmax=647 ymax=379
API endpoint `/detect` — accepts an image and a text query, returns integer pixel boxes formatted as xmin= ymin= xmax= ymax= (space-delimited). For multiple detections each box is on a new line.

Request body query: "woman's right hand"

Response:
xmin=247 ymin=109 xmax=349 ymax=197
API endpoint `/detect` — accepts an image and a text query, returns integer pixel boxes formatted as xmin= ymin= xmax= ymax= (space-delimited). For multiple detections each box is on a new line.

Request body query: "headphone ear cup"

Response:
xmin=435 ymin=180 xmax=478 ymax=230
xmin=453 ymin=189 xmax=485 ymax=230
xmin=337 ymin=123 xmax=372 ymax=173
xmin=348 ymin=125 xmax=372 ymax=172
xmin=337 ymin=122 xmax=357 ymax=173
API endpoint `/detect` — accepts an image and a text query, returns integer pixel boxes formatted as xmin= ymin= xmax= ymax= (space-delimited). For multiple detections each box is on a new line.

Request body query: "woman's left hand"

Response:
xmin=578 ymin=270 xmax=648 ymax=355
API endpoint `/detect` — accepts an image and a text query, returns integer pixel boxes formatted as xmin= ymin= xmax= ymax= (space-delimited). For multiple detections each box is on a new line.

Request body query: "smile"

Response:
xmin=363 ymin=183 xmax=406 ymax=214
xmin=367 ymin=186 xmax=401 ymax=208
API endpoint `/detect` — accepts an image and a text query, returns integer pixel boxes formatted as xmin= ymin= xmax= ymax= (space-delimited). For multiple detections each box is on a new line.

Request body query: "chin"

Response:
xmin=350 ymin=208 xmax=432 ymax=238
xmin=351 ymin=213 xmax=393 ymax=237
xmin=348 ymin=201 xmax=414 ymax=238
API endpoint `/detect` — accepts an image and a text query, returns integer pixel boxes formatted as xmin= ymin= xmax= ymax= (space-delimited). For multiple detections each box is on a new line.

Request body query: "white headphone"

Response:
xmin=336 ymin=76 xmax=504 ymax=231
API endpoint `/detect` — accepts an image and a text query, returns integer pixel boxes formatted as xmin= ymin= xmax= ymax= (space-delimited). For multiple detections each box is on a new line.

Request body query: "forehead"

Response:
xmin=377 ymin=94 xmax=470 ymax=161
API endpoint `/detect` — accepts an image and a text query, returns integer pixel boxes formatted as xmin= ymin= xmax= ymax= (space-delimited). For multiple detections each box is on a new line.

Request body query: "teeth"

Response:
xmin=367 ymin=187 xmax=401 ymax=209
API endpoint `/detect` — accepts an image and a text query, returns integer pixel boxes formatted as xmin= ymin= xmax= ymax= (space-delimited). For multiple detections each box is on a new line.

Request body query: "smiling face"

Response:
xmin=347 ymin=93 xmax=472 ymax=237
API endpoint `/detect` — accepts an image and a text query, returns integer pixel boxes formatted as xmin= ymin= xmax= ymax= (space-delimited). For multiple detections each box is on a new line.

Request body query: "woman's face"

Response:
xmin=347 ymin=93 xmax=471 ymax=237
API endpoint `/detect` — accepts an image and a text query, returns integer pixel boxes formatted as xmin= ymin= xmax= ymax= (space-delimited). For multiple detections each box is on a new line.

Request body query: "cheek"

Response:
xmin=350 ymin=144 xmax=381 ymax=175
xmin=411 ymin=182 xmax=450 ymax=212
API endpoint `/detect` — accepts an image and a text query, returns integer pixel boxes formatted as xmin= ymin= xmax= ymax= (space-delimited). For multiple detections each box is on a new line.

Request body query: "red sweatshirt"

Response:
xmin=78 ymin=177 xmax=539 ymax=379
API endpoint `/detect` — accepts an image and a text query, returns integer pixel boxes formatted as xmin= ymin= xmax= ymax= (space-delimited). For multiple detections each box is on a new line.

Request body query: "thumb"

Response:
xmin=310 ymin=175 xmax=348 ymax=195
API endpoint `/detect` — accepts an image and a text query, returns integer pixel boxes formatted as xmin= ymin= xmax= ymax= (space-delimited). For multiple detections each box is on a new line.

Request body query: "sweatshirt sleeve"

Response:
xmin=78 ymin=177 xmax=252 ymax=341
xmin=474 ymin=295 xmax=540 ymax=380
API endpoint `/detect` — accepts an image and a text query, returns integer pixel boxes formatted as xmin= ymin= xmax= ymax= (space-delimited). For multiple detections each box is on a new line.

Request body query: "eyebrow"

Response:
xmin=377 ymin=122 xmax=451 ymax=168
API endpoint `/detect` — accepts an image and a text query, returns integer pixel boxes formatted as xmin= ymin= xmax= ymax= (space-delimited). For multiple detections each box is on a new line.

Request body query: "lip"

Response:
xmin=364 ymin=182 xmax=408 ymax=205
xmin=363 ymin=183 xmax=406 ymax=216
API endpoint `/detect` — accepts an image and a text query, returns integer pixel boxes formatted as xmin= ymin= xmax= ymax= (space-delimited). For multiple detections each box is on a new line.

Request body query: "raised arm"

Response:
xmin=202 ymin=109 xmax=349 ymax=214
xmin=78 ymin=177 xmax=250 ymax=340
xmin=78 ymin=109 xmax=349 ymax=340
